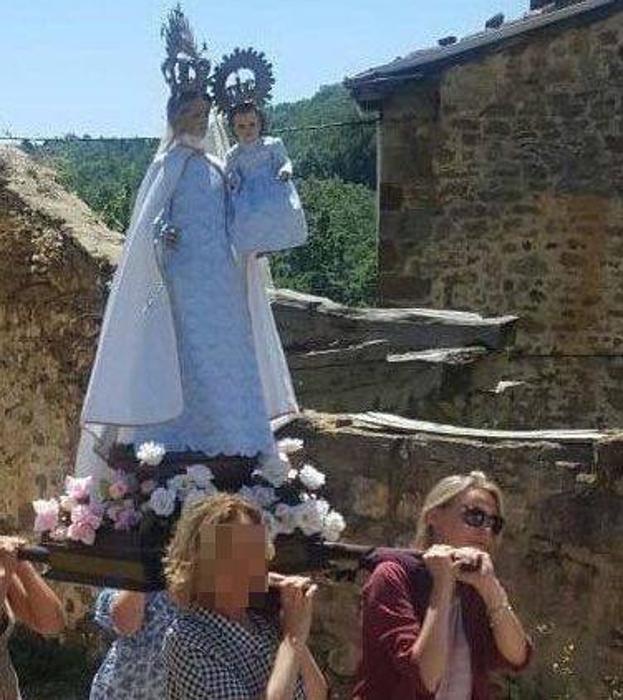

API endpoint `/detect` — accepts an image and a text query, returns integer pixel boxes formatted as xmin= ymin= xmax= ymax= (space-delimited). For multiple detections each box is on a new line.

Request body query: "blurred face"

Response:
xmin=427 ymin=488 xmax=503 ymax=554
xmin=173 ymin=96 xmax=211 ymax=138
xmin=232 ymin=109 xmax=261 ymax=144
xmin=195 ymin=515 xmax=268 ymax=611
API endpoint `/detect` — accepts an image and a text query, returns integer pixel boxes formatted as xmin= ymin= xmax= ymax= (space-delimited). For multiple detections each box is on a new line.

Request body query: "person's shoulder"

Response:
xmin=362 ymin=547 xmax=425 ymax=573
xmin=367 ymin=559 xmax=411 ymax=585
xmin=263 ymin=136 xmax=283 ymax=148
xmin=363 ymin=549 xmax=429 ymax=593
xmin=164 ymin=610 xmax=212 ymax=654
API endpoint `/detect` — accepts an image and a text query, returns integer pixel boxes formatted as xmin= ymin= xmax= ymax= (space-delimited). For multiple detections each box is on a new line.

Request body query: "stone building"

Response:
xmin=347 ymin=0 xmax=623 ymax=429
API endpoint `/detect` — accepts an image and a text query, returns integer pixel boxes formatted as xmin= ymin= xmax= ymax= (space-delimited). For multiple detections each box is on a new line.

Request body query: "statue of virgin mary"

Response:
xmin=75 ymin=7 xmax=305 ymax=479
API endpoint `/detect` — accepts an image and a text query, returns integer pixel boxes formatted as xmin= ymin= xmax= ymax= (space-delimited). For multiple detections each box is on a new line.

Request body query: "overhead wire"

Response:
xmin=0 ymin=117 xmax=380 ymax=144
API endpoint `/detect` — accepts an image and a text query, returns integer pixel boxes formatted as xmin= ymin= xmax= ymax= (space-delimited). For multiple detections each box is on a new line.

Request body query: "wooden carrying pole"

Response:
xmin=17 ymin=539 xmax=376 ymax=591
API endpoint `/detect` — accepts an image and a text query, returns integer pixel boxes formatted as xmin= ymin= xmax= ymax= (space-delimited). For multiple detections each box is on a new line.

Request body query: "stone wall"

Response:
xmin=408 ymin=352 xmax=623 ymax=430
xmin=377 ymin=8 xmax=623 ymax=427
xmin=0 ymin=147 xmax=122 ymax=625
xmin=284 ymin=412 xmax=623 ymax=700
xmin=0 ymin=147 xmax=120 ymax=533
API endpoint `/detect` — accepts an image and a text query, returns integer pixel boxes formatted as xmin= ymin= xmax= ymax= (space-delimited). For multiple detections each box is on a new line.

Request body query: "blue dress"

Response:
xmin=89 ymin=590 xmax=177 ymax=700
xmin=226 ymin=137 xmax=308 ymax=254
xmin=127 ymin=153 xmax=274 ymax=456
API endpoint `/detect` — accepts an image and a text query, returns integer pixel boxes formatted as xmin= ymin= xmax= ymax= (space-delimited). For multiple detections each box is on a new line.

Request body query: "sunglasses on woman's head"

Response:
xmin=461 ymin=506 xmax=504 ymax=535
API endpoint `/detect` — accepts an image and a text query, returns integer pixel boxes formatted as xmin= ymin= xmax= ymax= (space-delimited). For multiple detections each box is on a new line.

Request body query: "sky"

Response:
xmin=0 ymin=0 xmax=527 ymax=138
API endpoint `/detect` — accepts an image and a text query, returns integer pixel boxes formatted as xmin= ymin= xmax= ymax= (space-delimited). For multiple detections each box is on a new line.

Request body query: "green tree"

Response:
xmin=271 ymin=177 xmax=377 ymax=306
xmin=269 ymin=84 xmax=376 ymax=189
xmin=37 ymin=137 xmax=157 ymax=231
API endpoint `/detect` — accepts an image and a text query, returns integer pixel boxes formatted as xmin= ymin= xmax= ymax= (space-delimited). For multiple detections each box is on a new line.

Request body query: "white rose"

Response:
xmin=148 ymin=487 xmax=177 ymax=517
xmin=167 ymin=473 xmax=193 ymax=494
xmin=182 ymin=488 xmax=208 ymax=510
xmin=136 ymin=441 xmax=166 ymax=466
xmin=186 ymin=464 xmax=214 ymax=489
xmin=277 ymin=438 xmax=304 ymax=455
xmin=295 ymin=499 xmax=326 ymax=536
xmin=255 ymin=452 xmax=290 ymax=488
xmin=299 ymin=464 xmax=326 ymax=491
xmin=202 ymin=481 xmax=218 ymax=498
xmin=322 ymin=510 xmax=346 ymax=542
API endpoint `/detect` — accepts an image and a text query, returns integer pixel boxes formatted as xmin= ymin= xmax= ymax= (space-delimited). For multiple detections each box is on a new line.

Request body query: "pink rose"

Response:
xmin=70 ymin=504 xmax=103 ymax=530
xmin=106 ymin=503 xmax=123 ymax=521
xmin=67 ymin=521 xmax=96 ymax=546
xmin=108 ymin=479 xmax=130 ymax=500
xmin=67 ymin=508 xmax=100 ymax=543
xmin=32 ymin=499 xmax=59 ymax=534
xmin=65 ymin=476 xmax=93 ymax=501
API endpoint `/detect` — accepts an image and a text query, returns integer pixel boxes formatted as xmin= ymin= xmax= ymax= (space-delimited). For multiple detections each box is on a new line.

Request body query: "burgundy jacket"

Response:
xmin=352 ymin=548 xmax=532 ymax=700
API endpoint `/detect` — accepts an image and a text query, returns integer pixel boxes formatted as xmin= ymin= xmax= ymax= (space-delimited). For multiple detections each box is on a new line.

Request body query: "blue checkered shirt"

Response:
xmin=163 ymin=606 xmax=307 ymax=699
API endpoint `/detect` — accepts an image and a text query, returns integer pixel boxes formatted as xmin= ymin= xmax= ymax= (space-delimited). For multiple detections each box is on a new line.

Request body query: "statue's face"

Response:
xmin=174 ymin=96 xmax=211 ymax=138
xmin=232 ymin=109 xmax=261 ymax=145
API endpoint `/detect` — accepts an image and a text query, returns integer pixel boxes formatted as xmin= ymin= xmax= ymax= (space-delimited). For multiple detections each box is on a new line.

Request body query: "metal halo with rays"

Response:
xmin=211 ymin=47 xmax=275 ymax=114
xmin=160 ymin=4 xmax=211 ymax=99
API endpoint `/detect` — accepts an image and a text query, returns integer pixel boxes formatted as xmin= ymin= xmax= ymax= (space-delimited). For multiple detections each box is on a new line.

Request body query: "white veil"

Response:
xmin=75 ymin=113 xmax=297 ymax=479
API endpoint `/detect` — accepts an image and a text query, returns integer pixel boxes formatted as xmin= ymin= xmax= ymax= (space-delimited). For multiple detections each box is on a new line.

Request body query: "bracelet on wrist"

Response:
xmin=488 ymin=602 xmax=513 ymax=627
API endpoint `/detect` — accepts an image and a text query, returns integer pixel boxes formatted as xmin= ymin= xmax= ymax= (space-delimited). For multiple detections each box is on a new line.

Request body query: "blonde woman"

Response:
xmin=353 ymin=471 xmax=532 ymax=700
xmin=162 ymin=494 xmax=328 ymax=700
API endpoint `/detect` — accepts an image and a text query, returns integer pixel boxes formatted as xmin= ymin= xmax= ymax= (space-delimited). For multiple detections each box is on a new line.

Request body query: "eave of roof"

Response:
xmin=346 ymin=0 xmax=622 ymax=107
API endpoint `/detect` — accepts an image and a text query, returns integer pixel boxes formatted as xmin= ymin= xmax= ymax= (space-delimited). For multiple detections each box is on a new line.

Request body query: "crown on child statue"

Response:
xmin=212 ymin=47 xmax=275 ymax=114
xmin=161 ymin=4 xmax=211 ymax=99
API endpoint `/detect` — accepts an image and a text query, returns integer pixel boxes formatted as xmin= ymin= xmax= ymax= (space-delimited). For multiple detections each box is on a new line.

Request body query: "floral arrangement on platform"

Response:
xmin=32 ymin=438 xmax=346 ymax=548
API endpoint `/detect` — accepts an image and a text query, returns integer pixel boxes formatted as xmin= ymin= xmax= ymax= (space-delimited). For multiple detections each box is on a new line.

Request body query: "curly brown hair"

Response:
xmin=163 ymin=493 xmax=265 ymax=607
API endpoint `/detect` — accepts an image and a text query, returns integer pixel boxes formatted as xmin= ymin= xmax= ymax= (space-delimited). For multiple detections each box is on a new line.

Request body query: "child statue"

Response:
xmin=211 ymin=48 xmax=307 ymax=256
